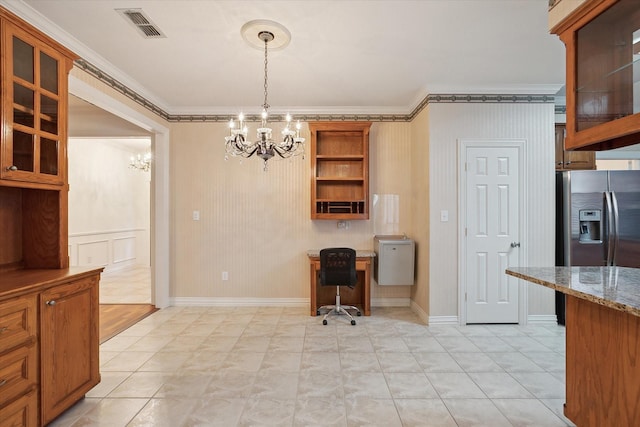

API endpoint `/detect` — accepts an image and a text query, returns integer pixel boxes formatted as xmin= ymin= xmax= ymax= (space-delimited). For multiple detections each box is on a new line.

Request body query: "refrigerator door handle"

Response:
xmin=611 ymin=191 xmax=620 ymax=266
xmin=605 ymin=191 xmax=614 ymax=266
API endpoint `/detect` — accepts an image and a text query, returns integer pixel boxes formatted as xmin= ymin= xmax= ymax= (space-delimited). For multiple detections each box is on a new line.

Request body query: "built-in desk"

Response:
xmin=307 ymin=250 xmax=375 ymax=317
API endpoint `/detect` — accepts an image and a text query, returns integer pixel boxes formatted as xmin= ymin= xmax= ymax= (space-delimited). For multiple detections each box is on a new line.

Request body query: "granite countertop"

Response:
xmin=506 ymin=266 xmax=640 ymax=317
xmin=307 ymin=250 xmax=376 ymax=258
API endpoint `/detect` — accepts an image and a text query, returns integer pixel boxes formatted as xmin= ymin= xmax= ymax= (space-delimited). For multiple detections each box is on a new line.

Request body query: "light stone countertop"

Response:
xmin=506 ymin=266 xmax=640 ymax=318
xmin=307 ymin=250 xmax=376 ymax=258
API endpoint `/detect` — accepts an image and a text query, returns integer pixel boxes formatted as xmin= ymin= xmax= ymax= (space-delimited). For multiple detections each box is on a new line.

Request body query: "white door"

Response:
xmin=463 ymin=144 xmax=521 ymax=324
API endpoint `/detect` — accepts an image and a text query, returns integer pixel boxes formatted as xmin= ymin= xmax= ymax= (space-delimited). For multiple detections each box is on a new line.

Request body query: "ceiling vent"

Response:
xmin=116 ymin=8 xmax=166 ymax=38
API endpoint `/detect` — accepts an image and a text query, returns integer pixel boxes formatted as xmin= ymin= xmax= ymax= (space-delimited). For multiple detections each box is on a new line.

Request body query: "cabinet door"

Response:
xmin=555 ymin=124 xmax=595 ymax=170
xmin=40 ymin=276 xmax=100 ymax=425
xmin=555 ymin=124 xmax=566 ymax=170
xmin=1 ymin=22 xmax=70 ymax=186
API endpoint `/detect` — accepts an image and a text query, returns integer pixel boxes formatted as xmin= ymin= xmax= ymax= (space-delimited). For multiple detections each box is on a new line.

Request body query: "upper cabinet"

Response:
xmin=309 ymin=122 xmax=371 ymax=220
xmin=555 ymin=123 xmax=596 ymax=169
xmin=553 ymin=0 xmax=640 ymax=151
xmin=0 ymin=13 xmax=76 ymax=187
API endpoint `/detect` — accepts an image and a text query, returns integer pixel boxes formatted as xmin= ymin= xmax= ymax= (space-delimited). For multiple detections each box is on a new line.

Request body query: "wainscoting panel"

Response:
xmin=113 ymin=236 xmax=136 ymax=264
xmin=69 ymin=228 xmax=148 ymax=273
xmin=77 ymin=240 xmax=109 ymax=267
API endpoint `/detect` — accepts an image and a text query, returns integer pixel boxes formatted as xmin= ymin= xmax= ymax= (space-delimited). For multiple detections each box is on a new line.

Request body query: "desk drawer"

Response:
xmin=0 ymin=296 xmax=37 ymax=353
xmin=0 ymin=344 xmax=38 ymax=408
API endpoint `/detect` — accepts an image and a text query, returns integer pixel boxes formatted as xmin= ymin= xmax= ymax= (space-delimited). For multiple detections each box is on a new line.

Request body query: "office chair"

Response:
xmin=317 ymin=247 xmax=361 ymax=325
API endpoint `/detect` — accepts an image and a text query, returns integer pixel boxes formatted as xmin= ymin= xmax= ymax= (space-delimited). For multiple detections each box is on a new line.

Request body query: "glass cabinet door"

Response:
xmin=560 ymin=0 xmax=640 ymax=151
xmin=1 ymin=23 xmax=65 ymax=184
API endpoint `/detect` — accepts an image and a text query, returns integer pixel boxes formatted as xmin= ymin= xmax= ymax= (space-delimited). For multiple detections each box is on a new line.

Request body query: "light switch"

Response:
xmin=440 ymin=210 xmax=449 ymax=222
xmin=192 ymin=210 xmax=200 ymax=221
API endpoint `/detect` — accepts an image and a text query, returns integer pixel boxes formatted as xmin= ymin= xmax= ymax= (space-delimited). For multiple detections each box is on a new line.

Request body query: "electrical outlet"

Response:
xmin=193 ymin=210 xmax=200 ymax=221
xmin=440 ymin=210 xmax=449 ymax=222
xmin=222 ymin=271 xmax=229 ymax=281
xmin=337 ymin=220 xmax=350 ymax=229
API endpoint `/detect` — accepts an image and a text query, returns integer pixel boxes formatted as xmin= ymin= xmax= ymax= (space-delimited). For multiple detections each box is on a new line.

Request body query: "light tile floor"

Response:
xmin=50 ymin=307 xmax=575 ymax=427
xmin=100 ymin=265 xmax=151 ymax=304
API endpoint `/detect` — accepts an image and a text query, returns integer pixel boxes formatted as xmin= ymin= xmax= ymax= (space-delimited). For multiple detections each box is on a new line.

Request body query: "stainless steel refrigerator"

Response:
xmin=555 ymin=170 xmax=640 ymax=323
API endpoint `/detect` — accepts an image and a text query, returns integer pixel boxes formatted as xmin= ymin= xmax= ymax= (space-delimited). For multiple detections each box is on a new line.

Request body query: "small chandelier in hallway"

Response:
xmin=129 ymin=152 xmax=151 ymax=172
xmin=224 ymin=20 xmax=305 ymax=171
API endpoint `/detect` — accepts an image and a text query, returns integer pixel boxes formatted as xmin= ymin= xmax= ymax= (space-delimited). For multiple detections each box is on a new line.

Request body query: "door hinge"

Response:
xmin=465 ymin=227 xmax=467 ymax=237
xmin=465 ymin=292 xmax=467 ymax=301
xmin=464 ymin=162 xmax=467 ymax=172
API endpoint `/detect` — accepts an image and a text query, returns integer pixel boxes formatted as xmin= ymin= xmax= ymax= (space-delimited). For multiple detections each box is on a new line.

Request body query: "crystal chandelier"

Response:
xmin=225 ymin=23 xmax=305 ymax=171
xmin=129 ymin=152 xmax=151 ymax=172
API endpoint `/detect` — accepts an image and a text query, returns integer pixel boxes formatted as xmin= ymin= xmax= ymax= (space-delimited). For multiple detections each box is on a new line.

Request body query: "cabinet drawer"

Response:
xmin=0 ymin=344 xmax=38 ymax=407
xmin=0 ymin=296 xmax=37 ymax=353
xmin=0 ymin=390 xmax=38 ymax=427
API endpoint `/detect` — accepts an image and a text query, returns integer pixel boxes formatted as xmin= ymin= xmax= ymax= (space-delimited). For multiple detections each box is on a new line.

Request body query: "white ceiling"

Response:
xmin=6 ymin=0 xmax=565 ymax=117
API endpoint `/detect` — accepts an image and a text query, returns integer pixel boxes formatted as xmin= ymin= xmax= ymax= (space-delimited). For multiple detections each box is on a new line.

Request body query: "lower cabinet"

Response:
xmin=40 ymin=276 xmax=100 ymax=425
xmin=0 ymin=268 xmax=101 ymax=426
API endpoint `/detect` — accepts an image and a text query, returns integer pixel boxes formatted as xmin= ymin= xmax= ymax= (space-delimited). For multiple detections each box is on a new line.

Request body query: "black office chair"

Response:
xmin=317 ymin=247 xmax=361 ymax=325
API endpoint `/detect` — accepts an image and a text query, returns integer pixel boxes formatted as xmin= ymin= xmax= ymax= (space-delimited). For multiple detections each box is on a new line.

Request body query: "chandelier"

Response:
xmin=129 ymin=152 xmax=151 ymax=172
xmin=225 ymin=21 xmax=305 ymax=171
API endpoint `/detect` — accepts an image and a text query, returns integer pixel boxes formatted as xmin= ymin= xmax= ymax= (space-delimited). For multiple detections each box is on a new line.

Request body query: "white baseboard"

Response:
xmin=371 ymin=298 xmax=411 ymax=307
xmin=428 ymin=315 xmax=459 ymax=325
xmin=170 ymin=297 xmax=308 ymax=307
xmin=527 ymin=314 xmax=558 ymax=325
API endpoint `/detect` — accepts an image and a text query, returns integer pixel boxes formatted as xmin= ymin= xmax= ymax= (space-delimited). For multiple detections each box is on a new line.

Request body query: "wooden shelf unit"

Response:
xmin=310 ymin=122 xmax=371 ymax=220
xmin=0 ymin=7 xmax=102 ymax=426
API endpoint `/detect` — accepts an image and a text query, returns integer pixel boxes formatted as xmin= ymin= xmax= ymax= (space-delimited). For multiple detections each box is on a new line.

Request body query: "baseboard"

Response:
xmin=527 ymin=314 xmax=558 ymax=325
xmin=428 ymin=315 xmax=459 ymax=325
xmin=371 ymin=298 xmax=411 ymax=307
xmin=410 ymin=300 xmax=429 ymax=324
xmin=170 ymin=297 xmax=308 ymax=307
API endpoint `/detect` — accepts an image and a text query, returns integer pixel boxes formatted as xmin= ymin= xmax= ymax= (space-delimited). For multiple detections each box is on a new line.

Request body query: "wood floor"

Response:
xmin=99 ymin=304 xmax=158 ymax=344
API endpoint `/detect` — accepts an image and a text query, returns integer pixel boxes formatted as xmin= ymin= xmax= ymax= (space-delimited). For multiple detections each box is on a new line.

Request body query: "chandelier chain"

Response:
xmin=263 ymin=37 xmax=270 ymax=111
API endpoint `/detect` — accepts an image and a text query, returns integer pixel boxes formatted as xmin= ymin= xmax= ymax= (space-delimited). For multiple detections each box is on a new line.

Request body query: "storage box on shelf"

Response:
xmin=309 ymin=122 xmax=371 ymax=220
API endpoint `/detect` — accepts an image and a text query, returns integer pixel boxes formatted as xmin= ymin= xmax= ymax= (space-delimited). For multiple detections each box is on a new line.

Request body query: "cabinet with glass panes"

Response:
xmin=553 ymin=0 xmax=640 ymax=151
xmin=1 ymin=17 xmax=75 ymax=186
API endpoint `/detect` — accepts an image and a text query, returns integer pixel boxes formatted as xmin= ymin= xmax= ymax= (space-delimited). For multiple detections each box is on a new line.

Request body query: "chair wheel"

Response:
xmin=323 ymin=319 xmax=328 ymax=325
xmin=351 ymin=320 xmax=356 ymax=325
xmin=356 ymin=311 xmax=362 ymax=316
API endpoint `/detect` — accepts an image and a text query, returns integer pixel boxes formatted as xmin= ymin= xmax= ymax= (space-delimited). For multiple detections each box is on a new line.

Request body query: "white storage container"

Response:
xmin=374 ymin=235 xmax=415 ymax=285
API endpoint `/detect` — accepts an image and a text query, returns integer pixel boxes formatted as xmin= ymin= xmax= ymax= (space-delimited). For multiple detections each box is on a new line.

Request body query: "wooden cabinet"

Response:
xmin=0 ymin=269 xmax=101 ymax=427
xmin=555 ymin=124 xmax=595 ymax=170
xmin=0 ymin=7 xmax=97 ymax=426
xmin=553 ymin=0 xmax=640 ymax=151
xmin=309 ymin=122 xmax=371 ymax=220
xmin=0 ymin=10 xmax=75 ymax=186
xmin=40 ymin=276 xmax=100 ymax=425
xmin=0 ymin=295 xmax=37 ymax=427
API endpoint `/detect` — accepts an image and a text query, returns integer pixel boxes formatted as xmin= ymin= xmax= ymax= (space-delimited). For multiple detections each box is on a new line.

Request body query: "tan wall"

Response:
xmin=409 ymin=107 xmax=430 ymax=321
xmin=170 ymin=121 xmax=414 ymax=303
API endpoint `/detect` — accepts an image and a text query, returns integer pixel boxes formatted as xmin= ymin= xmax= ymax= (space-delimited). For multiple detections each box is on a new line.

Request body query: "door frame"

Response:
xmin=69 ymin=75 xmax=171 ymax=308
xmin=458 ymin=139 xmax=528 ymax=325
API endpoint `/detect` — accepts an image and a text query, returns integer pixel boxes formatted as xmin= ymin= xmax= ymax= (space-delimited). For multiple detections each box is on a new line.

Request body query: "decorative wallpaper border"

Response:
xmin=75 ymin=58 xmax=556 ymax=123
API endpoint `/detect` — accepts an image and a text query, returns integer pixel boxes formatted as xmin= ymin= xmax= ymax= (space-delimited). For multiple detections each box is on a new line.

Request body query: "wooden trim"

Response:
xmin=551 ymin=0 xmax=614 ymax=35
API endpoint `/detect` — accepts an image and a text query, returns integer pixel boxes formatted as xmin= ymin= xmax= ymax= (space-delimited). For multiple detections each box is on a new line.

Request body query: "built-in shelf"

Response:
xmin=309 ymin=121 xmax=371 ymax=220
